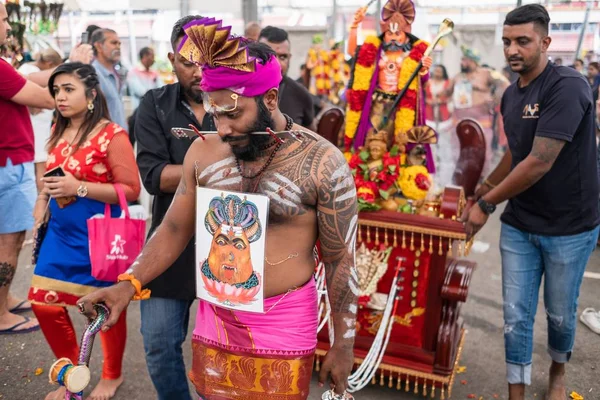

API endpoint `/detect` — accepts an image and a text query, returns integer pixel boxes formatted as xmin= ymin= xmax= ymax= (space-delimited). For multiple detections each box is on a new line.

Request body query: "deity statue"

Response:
xmin=365 ymin=130 xmax=388 ymax=180
xmin=306 ymin=34 xmax=331 ymax=98
xmin=345 ymin=0 xmax=435 ymax=173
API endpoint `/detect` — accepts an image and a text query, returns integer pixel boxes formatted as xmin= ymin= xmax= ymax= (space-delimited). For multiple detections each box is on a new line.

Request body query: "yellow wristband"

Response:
xmin=117 ymin=273 xmax=151 ymax=300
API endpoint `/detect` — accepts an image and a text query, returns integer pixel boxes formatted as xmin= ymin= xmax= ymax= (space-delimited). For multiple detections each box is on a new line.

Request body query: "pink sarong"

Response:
xmin=189 ymin=278 xmax=318 ymax=400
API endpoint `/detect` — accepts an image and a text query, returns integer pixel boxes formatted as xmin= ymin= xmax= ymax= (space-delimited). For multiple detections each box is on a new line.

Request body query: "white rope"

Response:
xmin=346 ymin=282 xmax=397 ymax=392
xmin=322 ymin=269 xmax=402 ymax=393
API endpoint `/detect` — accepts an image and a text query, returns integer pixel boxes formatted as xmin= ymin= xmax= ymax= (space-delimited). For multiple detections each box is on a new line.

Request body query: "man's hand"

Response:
xmin=352 ymin=7 xmax=367 ymax=28
xmin=422 ymin=56 xmax=433 ymax=70
xmin=318 ymin=343 xmax=354 ymax=395
xmin=42 ymin=172 xmax=80 ymax=198
xmin=78 ymin=282 xmax=136 ymax=332
xmin=464 ymin=202 xmax=489 ymax=240
xmin=69 ymin=44 xmax=93 ymax=65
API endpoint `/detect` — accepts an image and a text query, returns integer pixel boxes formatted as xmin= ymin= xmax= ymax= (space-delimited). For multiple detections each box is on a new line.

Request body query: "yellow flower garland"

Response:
xmin=394 ymin=48 xmax=422 ymax=139
xmin=344 ymin=36 xmax=428 ymax=146
xmin=344 ymin=35 xmax=381 ymax=141
xmin=398 ymin=165 xmax=431 ymax=200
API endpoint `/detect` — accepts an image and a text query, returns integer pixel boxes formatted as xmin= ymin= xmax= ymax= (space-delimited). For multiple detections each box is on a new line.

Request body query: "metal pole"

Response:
xmin=376 ymin=0 xmax=382 ymax=35
xmin=331 ymin=0 xmax=338 ymax=40
xmin=516 ymin=0 xmax=522 ymax=6
xmin=574 ymin=1 xmax=592 ymax=60
xmin=127 ymin=9 xmax=136 ymax=67
xmin=242 ymin=0 xmax=259 ymax=26
xmin=180 ymin=0 xmax=189 ymax=18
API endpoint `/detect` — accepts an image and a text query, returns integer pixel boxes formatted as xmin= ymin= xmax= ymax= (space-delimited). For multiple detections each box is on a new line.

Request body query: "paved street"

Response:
xmin=1 ymin=209 xmax=599 ymax=400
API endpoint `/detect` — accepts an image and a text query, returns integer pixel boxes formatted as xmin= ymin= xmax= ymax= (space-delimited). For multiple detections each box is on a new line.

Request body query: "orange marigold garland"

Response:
xmin=344 ymin=36 xmax=381 ymax=150
xmin=344 ymin=37 xmax=428 ymax=150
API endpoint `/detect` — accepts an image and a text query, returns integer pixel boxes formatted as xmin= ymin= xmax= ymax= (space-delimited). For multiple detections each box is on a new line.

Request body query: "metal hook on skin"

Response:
xmin=266 ymin=127 xmax=284 ymax=145
xmin=189 ymin=124 xmax=206 ymax=141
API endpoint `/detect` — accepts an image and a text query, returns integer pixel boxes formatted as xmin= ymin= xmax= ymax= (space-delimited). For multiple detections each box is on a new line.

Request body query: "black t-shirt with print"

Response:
xmin=500 ymin=62 xmax=600 ymax=236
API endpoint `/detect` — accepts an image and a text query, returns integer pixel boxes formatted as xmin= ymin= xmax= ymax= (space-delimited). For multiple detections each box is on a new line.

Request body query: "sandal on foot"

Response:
xmin=0 ymin=316 xmax=40 ymax=335
xmin=9 ymin=299 xmax=32 ymax=314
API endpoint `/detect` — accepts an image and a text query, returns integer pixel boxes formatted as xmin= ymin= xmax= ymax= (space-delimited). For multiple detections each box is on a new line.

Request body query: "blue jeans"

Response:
xmin=500 ymin=223 xmax=600 ymax=385
xmin=140 ymin=297 xmax=194 ymax=400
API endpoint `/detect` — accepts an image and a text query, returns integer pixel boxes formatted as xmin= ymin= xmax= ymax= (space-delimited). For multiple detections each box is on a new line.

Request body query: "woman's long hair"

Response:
xmin=47 ymin=62 xmax=110 ymax=150
xmin=433 ymin=64 xmax=449 ymax=81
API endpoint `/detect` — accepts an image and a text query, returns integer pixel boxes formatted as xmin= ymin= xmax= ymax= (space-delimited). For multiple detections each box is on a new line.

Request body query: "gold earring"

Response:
xmin=88 ymin=101 xmax=94 ymax=113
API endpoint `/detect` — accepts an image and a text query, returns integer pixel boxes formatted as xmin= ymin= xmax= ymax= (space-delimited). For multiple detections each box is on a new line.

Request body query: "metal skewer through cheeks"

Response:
xmin=171 ymin=126 xmax=319 ymax=143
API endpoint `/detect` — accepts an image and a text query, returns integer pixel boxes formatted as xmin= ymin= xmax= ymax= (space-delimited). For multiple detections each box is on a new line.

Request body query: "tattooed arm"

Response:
xmin=480 ymin=136 xmax=565 ymax=206
xmin=466 ymin=136 xmax=565 ymax=238
xmin=315 ymin=144 xmax=359 ymax=395
xmin=78 ymin=139 xmax=202 ymax=329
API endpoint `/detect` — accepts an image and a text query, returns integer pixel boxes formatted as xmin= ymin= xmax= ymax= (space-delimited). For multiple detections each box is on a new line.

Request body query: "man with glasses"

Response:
xmin=259 ymin=26 xmax=316 ymax=130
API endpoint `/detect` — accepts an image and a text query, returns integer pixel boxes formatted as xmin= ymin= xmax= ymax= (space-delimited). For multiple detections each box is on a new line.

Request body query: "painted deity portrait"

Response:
xmin=196 ymin=189 xmax=269 ymax=312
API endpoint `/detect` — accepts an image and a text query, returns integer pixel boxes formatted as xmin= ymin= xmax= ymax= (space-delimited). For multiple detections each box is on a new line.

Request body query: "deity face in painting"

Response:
xmin=203 ymin=194 xmax=262 ymax=292
xmin=208 ymin=224 xmax=253 ymax=285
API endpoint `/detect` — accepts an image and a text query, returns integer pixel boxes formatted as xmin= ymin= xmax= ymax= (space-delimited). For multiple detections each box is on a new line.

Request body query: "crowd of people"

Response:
xmin=0 ymin=2 xmax=599 ymax=400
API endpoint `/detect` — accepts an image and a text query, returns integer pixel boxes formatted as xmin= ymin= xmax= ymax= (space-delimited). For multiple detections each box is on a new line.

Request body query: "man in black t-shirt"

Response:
xmin=465 ymin=5 xmax=600 ymax=400
xmin=259 ymin=26 xmax=316 ymax=130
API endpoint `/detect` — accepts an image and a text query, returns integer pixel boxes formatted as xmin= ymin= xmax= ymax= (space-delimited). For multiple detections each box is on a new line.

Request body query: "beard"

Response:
xmin=383 ymin=40 xmax=409 ymax=52
xmin=221 ymin=98 xmax=274 ymax=162
xmin=508 ymin=54 xmax=537 ymax=74
xmin=460 ymin=65 xmax=473 ymax=73
xmin=183 ymin=83 xmax=203 ymax=104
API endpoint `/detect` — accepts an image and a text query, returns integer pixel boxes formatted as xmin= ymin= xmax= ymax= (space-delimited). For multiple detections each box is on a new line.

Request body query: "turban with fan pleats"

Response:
xmin=177 ymin=17 xmax=282 ymax=96
xmin=380 ymin=0 xmax=416 ymax=34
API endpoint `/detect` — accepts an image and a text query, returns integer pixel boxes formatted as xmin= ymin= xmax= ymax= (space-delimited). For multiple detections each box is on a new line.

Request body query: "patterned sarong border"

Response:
xmin=190 ymin=338 xmax=314 ymax=400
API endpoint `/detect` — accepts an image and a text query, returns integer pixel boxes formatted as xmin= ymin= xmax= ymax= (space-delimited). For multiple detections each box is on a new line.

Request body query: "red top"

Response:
xmin=0 ymin=59 xmax=35 ymax=167
xmin=425 ymin=79 xmax=451 ymax=123
xmin=46 ymin=122 xmax=141 ymax=201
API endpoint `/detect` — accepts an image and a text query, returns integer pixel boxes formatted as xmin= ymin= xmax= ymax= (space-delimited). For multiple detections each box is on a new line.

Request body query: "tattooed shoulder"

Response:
xmin=315 ymin=142 xmax=359 ymax=314
xmin=530 ymin=136 xmax=566 ymax=165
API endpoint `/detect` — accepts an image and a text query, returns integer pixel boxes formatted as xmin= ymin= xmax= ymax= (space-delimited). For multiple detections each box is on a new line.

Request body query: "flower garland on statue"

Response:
xmin=397 ymin=165 xmax=431 ymax=201
xmin=308 ymin=48 xmax=332 ymax=96
xmin=344 ymin=35 xmax=429 ymax=150
xmin=348 ymin=146 xmax=402 ymax=211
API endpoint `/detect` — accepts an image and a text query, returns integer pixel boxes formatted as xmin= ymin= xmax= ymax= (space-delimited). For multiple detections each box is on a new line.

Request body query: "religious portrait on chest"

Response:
xmin=196 ymin=188 xmax=270 ymax=313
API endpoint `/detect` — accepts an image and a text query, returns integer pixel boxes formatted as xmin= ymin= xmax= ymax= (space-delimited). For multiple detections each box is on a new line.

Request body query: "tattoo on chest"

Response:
xmin=0 ymin=262 xmax=16 ymax=287
xmin=196 ymin=140 xmax=328 ymax=221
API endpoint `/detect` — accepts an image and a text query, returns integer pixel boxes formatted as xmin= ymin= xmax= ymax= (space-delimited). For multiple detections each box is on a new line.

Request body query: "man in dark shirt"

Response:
xmin=258 ymin=26 xmax=316 ymax=130
xmin=134 ymin=15 xmax=216 ymax=400
xmin=466 ymin=5 xmax=600 ymax=400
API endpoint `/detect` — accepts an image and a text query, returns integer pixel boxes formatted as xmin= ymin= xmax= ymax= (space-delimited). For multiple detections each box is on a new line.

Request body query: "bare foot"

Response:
xmin=86 ymin=376 xmax=124 ymax=400
xmin=508 ymin=383 xmax=526 ymax=400
xmin=45 ymin=386 xmax=66 ymax=400
xmin=546 ymin=362 xmax=567 ymax=400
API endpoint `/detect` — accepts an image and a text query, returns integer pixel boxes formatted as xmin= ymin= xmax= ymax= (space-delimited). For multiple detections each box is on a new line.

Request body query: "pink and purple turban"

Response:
xmin=177 ymin=17 xmax=282 ymax=97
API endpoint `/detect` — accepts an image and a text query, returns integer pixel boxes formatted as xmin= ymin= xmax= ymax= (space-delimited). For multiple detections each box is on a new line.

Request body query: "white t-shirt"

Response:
xmin=18 ymin=63 xmax=54 ymax=163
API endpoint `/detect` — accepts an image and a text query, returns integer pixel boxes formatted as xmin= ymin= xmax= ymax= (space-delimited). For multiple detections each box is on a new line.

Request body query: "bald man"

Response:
xmin=244 ymin=21 xmax=261 ymax=41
